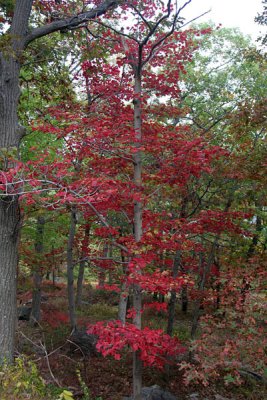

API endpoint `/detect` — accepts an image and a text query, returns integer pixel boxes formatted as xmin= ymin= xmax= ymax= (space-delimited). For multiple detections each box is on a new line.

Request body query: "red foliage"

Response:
xmin=88 ymin=320 xmax=186 ymax=368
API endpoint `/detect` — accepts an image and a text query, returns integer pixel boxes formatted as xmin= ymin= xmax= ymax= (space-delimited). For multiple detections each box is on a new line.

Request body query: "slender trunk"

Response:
xmin=76 ymin=223 xmax=90 ymax=307
xmin=167 ymin=250 xmax=181 ymax=336
xmin=132 ymin=73 xmax=143 ymax=400
xmin=118 ymin=247 xmax=129 ymax=323
xmin=98 ymin=242 xmax=108 ymax=287
xmin=108 ymin=244 xmax=113 ymax=283
xmin=191 ymin=252 xmax=205 ymax=339
xmin=30 ymin=215 xmax=45 ymax=325
xmin=118 ymin=281 xmax=129 ymax=324
xmin=181 ymin=286 xmax=188 ymax=313
xmin=247 ymin=214 xmax=262 ymax=259
xmin=67 ymin=207 xmax=77 ymax=331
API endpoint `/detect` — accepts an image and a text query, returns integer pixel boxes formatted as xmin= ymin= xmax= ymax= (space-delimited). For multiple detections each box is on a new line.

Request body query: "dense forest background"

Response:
xmin=0 ymin=1 xmax=266 ymax=399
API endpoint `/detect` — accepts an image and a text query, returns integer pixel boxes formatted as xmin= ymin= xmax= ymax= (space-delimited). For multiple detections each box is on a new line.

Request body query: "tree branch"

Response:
xmin=24 ymin=0 xmax=119 ymax=47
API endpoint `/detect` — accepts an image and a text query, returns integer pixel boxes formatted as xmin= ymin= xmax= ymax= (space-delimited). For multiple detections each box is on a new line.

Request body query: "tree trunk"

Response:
xmin=0 ymin=198 xmax=20 ymax=362
xmin=67 ymin=207 xmax=77 ymax=331
xmin=30 ymin=215 xmax=45 ymax=325
xmin=118 ymin=247 xmax=129 ymax=323
xmin=0 ymin=0 xmax=33 ymax=363
xmin=132 ymin=73 xmax=143 ymax=400
xmin=167 ymin=250 xmax=181 ymax=336
xmin=181 ymin=286 xmax=188 ymax=313
xmin=247 ymin=213 xmax=262 ymax=259
xmin=118 ymin=282 xmax=129 ymax=324
xmin=98 ymin=242 xmax=108 ymax=287
xmin=76 ymin=223 xmax=90 ymax=307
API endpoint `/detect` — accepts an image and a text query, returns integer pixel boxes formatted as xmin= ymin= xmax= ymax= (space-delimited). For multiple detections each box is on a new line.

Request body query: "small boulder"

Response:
xmin=17 ymin=306 xmax=32 ymax=321
xmin=123 ymin=385 xmax=178 ymax=400
xmin=69 ymin=329 xmax=98 ymax=356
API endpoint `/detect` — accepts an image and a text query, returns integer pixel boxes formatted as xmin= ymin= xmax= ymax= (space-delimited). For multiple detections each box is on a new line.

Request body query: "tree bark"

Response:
xmin=0 ymin=198 xmax=20 ymax=362
xmin=30 ymin=215 xmax=45 ymax=325
xmin=67 ymin=207 xmax=77 ymax=331
xmin=76 ymin=223 xmax=90 ymax=307
xmin=0 ymin=0 xmax=33 ymax=363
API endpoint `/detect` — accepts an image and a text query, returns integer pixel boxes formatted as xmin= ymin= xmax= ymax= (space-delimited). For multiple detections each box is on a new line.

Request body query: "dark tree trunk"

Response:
xmin=167 ymin=250 xmax=181 ymax=336
xmin=98 ymin=242 xmax=108 ymax=287
xmin=181 ymin=286 xmax=188 ymax=313
xmin=247 ymin=214 xmax=262 ymax=259
xmin=76 ymin=223 xmax=90 ymax=307
xmin=67 ymin=207 xmax=77 ymax=331
xmin=30 ymin=215 xmax=45 ymax=325
xmin=0 ymin=198 xmax=20 ymax=362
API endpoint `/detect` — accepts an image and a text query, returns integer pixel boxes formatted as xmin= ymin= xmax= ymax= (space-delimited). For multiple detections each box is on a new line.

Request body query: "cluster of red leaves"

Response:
xmin=96 ymin=283 xmax=121 ymax=293
xmin=127 ymin=270 xmax=193 ymax=295
xmin=88 ymin=320 xmax=185 ymax=368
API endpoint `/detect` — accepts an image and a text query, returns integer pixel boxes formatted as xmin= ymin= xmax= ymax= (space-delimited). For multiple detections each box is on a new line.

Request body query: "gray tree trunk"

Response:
xmin=118 ymin=248 xmax=129 ymax=323
xmin=30 ymin=215 xmax=45 ymax=325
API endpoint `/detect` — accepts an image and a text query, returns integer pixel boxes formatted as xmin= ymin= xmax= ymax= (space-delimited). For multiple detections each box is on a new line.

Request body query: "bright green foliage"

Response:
xmin=58 ymin=390 xmax=75 ymax=400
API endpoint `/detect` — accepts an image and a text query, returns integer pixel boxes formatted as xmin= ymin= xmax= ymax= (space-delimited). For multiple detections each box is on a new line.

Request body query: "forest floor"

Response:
xmin=15 ymin=281 xmax=266 ymax=400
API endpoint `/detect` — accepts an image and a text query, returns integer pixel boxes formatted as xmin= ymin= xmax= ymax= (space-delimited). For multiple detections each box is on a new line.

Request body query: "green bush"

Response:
xmin=0 ymin=357 xmax=74 ymax=400
xmin=0 ymin=357 xmax=47 ymax=399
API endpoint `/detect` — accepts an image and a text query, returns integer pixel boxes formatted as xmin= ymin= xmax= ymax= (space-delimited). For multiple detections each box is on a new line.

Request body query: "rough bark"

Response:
xmin=0 ymin=198 xmax=20 ymax=362
xmin=30 ymin=215 xmax=45 ymax=325
xmin=67 ymin=207 xmax=77 ymax=331
xmin=0 ymin=0 xmax=33 ymax=363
